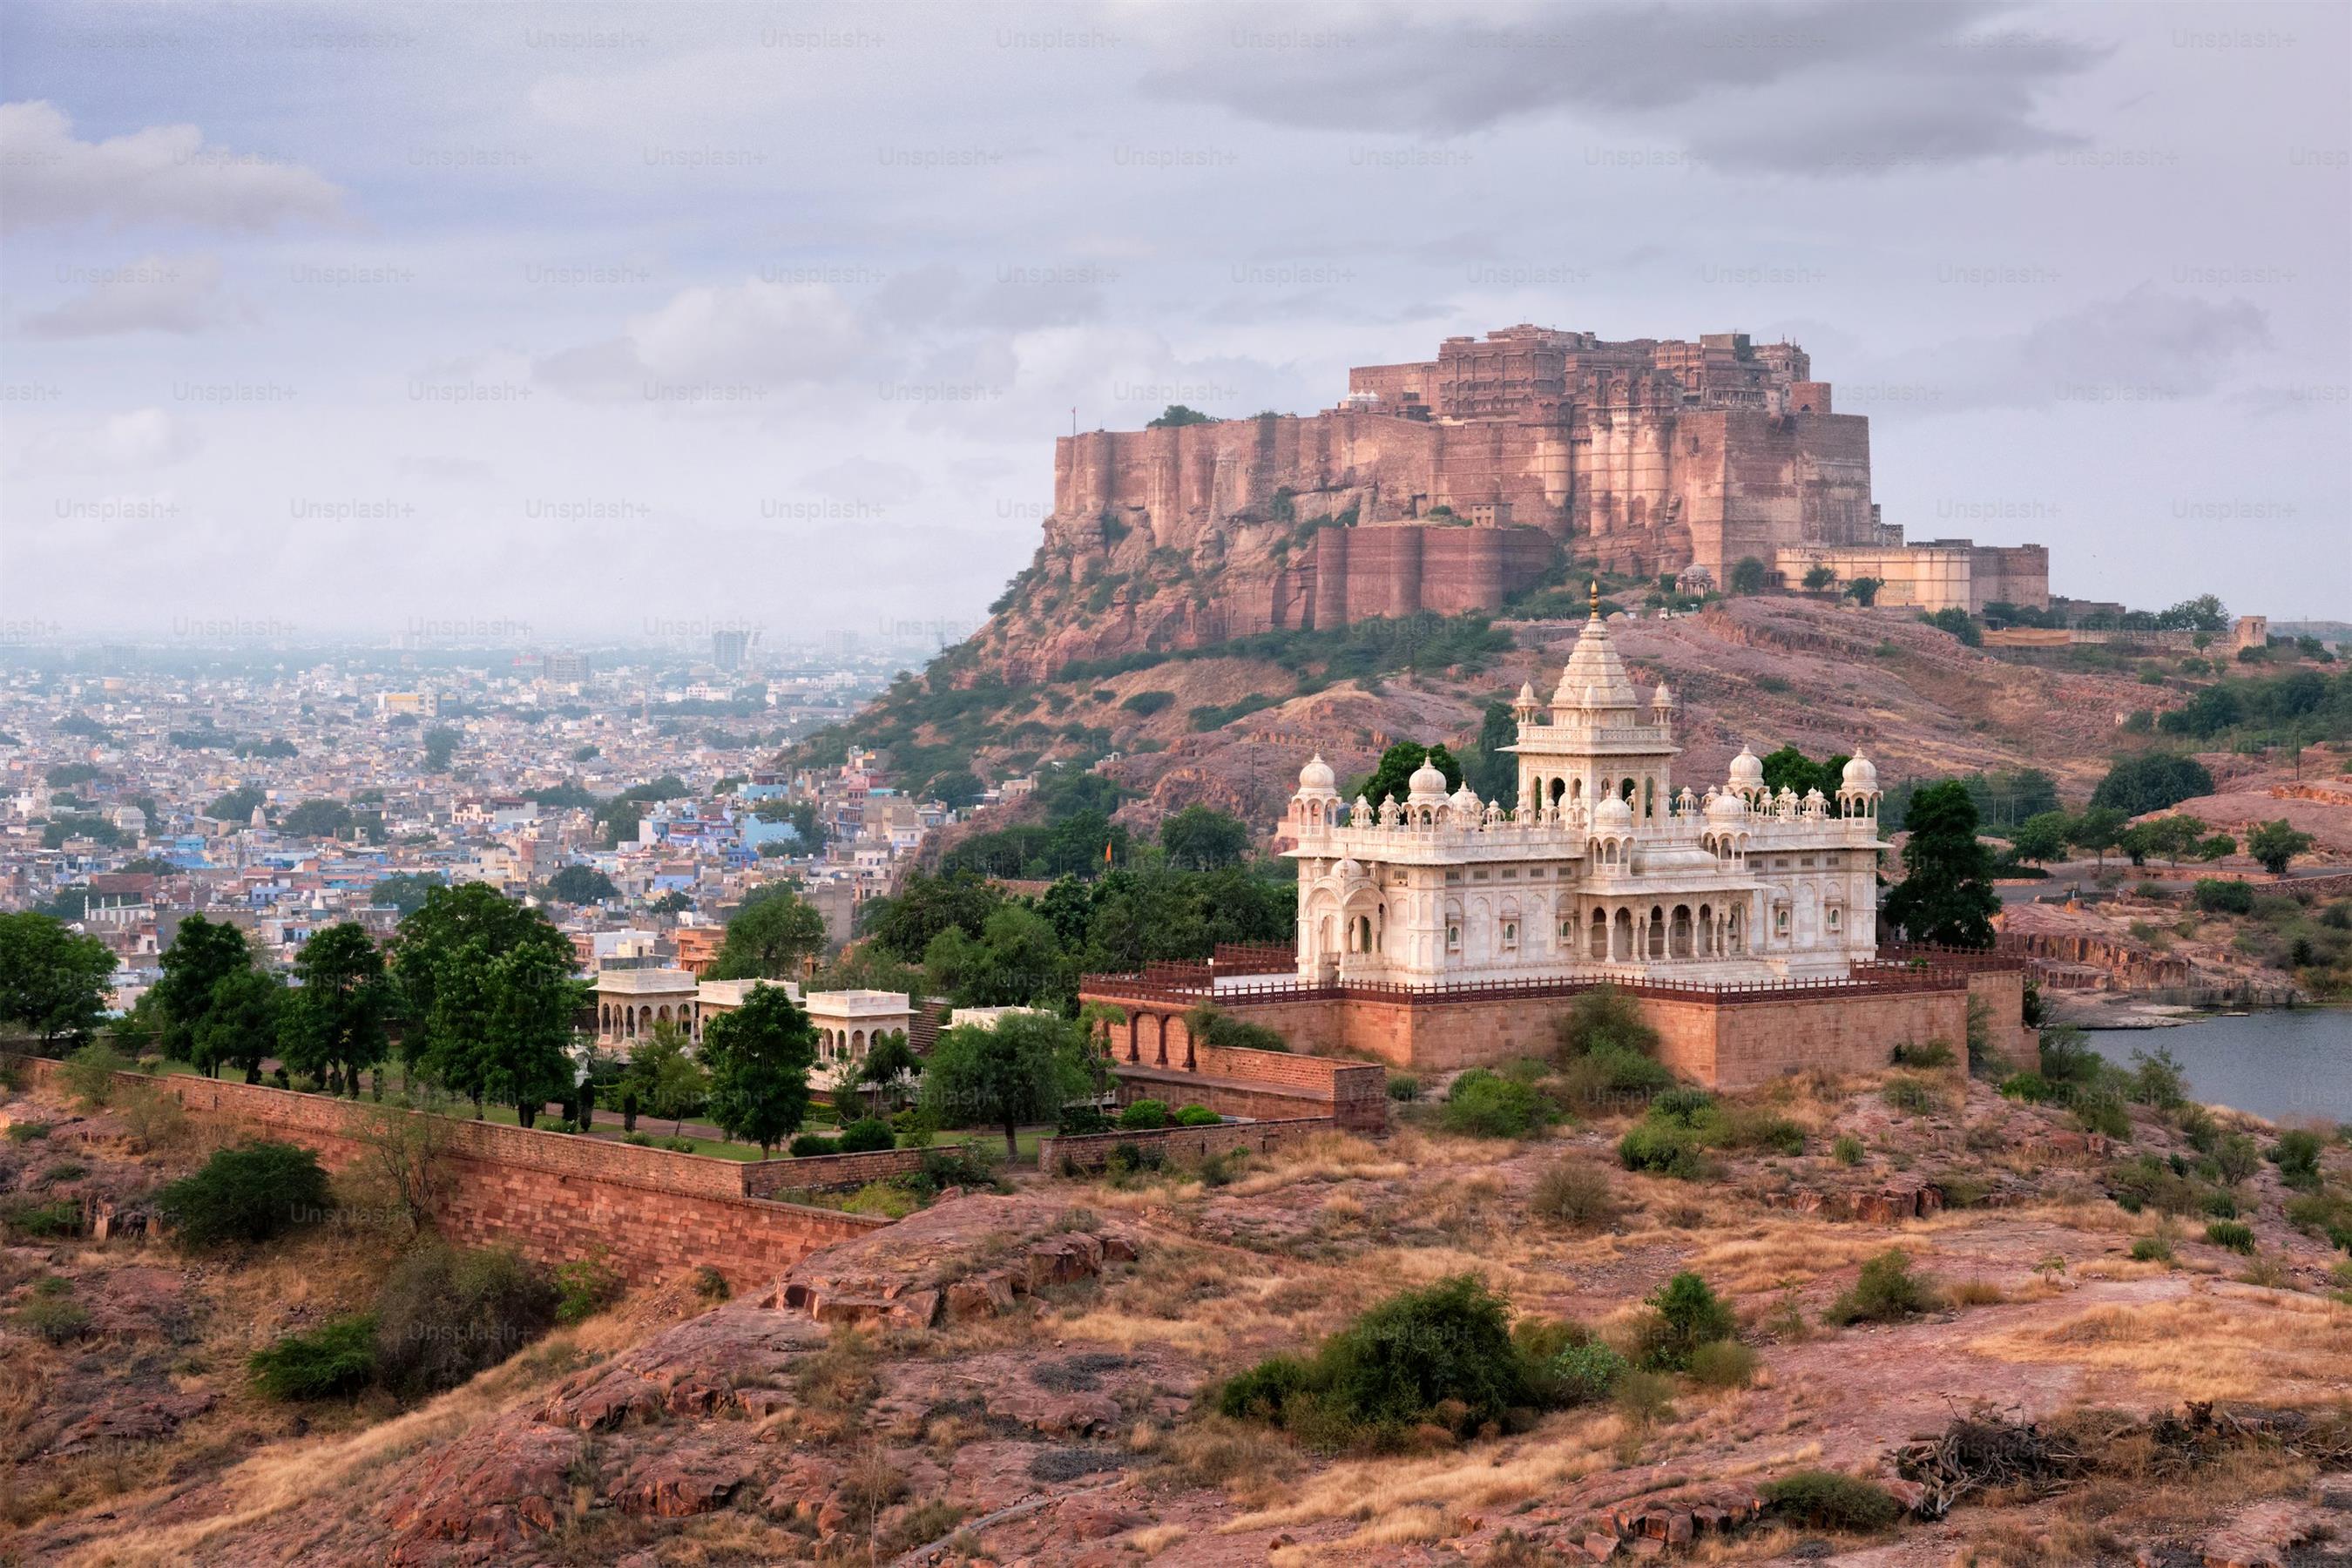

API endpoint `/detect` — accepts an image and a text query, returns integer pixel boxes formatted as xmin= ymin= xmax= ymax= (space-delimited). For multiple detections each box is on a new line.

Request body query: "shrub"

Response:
xmin=61 ymin=1042 xmax=132 ymax=1108
xmin=1118 ymin=1098 xmax=1170 ymax=1131
xmin=1105 ymin=1141 xmax=1160 ymax=1176
xmin=17 ymin=1281 xmax=92 ymax=1345
xmin=1759 ymin=1471 xmax=1902 ymax=1532
xmin=249 ymin=1315 xmax=380 ymax=1400
xmin=156 ymin=1140 xmax=331 ymax=1249
xmin=1686 ymin=1339 xmax=1757 ymax=1389
xmin=1824 ymin=1249 xmax=1940 ymax=1326
xmin=3 ymin=1198 xmax=82 ymax=1239
xmin=1557 ymin=1044 xmax=1676 ymax=1112
xmin=2214 ymin=1132 xmax=2263 ymax=1185
xmin=1833 ymin=1135 xmax=1864 ymax=1166
xmin=375 ymin=1243 xmax=558 ymax=1397
xmin=553 ymin=1247 xmax=625 ymax=1325
xmin=1553 ymin=984 xmax=1661 ymax=1062
xmin=1618 ymin=1119 xmax=1707 ymax=1179
xmin=843 ymin=1182 xmax=919 ymax=1219
xmin=1439 ymin=1071 xmax=1553 ymax=1139
xmin=916 ymin=1144 xmax=1000 ymax=1192
xmin=1055 ymin=1104 xmax=1108 ymax=1135
xmin=2205 ymin=1220 xmax=2255 ymax=1254
xmin=2193 ymin=878 xmax=2256 ymax=916
xmin=2074 ymin=1092 xmax=2132 ymax=1141
xmin=5 ymin=1121 xmax=51 ymax=1142
xmin=837 ymin=1118 xmax=896 ymax=1153
xmin=1632 ymin=1272 xmax=1737 ymax=1371
xmin=788 ymin=1132 xmax=839 ymax=1157
xmin=1890 ymin=1039 xmax=1955 ymax=1070
xmin=1529 ymin=1160 xmax=1619 ymax=1229
xmin=661 ymin=1137 xmax=695 ymax=1152
xmin=2271 ymin=1129 xmax=2325 ymax=1190
xmin=1173 ymin=1104 xmax=1221 ymax=1127
xmin=2130 ymin=1234 xmax=2173 ymax=1263
xmin=619 ymin=1131 xmax=652 ymax=1147
xmin=1386 ymin=1072 xmax=1420 ymax=1103
xmin=1549 ymin=1339 xmax=1628 ymax=1406
xmin=1219 ymin=1274 xmax=1539 ymax=1447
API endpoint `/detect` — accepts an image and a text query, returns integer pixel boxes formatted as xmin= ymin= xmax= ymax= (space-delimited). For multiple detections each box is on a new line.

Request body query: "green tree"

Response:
xmin=369 ymin=872 xmax=443 ymax=916
xmin=625 ymin=1022 xmax=707 ymax=1136
xmin=919 ymin=1011 xmax=1092 ymax=1157
xmin=2247 ymin=819 xmax=2316 ymax=876
xmin=1923 ymin=606 xmax=1982 ymax=646
xmin=544 ymin=864 xmax=618 ymax=905
xmin=423 ymin=727 xmax=460 ymax=770
xmin=1758 ymin=746 xmax=1849 ymax=801
xmin=152 ymin=915 xmax=254 ymax=1066
xmin=2067 ymin=806 xmax=2129 ymax=869
xmin=2008 ymin=811 xmax=2072 ymax=867
xmin=925 ymin=903 xmax=1068 ymax=1008
xmin=1729 ymin=558 xmax=1769 ymax=595
xmin=1159 ymin=804 xmax=1251 ymax=871
xmin=206 ymin=786 xmax=265 ymax=823
xmin=1146 ymin=404 xmax=1213 ymax=428
xmin=193 ymin=967 xmax=286 ymax=1083
xmin=1463 ymin=700 xmax=1519 ymax=802
xmin=2090 ymin=754 xmax=2215 ymax=815
xmin=862 ymin=867 xmax=1004 ymax=963
xmin=282 ymin=923 xmax=391 ymax=1094
xmin=390 ymin=882 xmax=576 ymax=1069
xmin=857 ymin=1031 xmax=923 ymax=1114
xmin=1355 ymin=740 xmax=1463 ymax=809
xmin=1845 ymin=577 xmax=1883 ymax=607
xmin=710 ymin=884 xmax=828 ymax=979
xmin=1801 ymin=564 xmax=1837 ymax=593
xmin=925 ymin=769 xmax=984 ymax=810
xmin=700 ymin=983 xmax=815 ymax=1156
xmin=0 ymin=912 xmax=117 ymax=1053
xmin=1884 ymin=781 xmax=1999 ymax=949
xmin=280 ymin=799 xmax=354 ymax=839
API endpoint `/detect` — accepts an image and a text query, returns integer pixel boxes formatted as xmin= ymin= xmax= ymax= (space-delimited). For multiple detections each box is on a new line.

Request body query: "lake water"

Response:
xmin=2085 ymin=1009 xmax=2352 ymax=1123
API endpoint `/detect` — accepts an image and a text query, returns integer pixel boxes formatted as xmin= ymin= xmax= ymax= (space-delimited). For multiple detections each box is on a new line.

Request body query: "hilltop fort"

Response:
xmin=1011 ymin=324 xmax=2047 ymax=677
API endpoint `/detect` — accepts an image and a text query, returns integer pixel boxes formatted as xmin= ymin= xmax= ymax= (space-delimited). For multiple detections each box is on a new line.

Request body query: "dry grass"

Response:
xmin=1685 ymin=1227 xmax=1905 ymax=1294
xmin=1967 ymin=1287 xmax=2352 ymax=1402
xmin=1128 ymin=1521 xmax=1190 ymax=1556
xmin=1220 ymin=1412 xmax=1626 ymax=1534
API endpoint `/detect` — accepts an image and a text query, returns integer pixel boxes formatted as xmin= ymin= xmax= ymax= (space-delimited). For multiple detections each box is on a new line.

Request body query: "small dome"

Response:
xmin=1517 ymin=679 xmax=1537 ymax=706
xmin=1297 ymin=753 xmax=1336 ymax=792
xmin=1652 ymin=680 xmax=1674 ymax=708
xmin=1841 ymin=754 xmax=1879 ymax=791
xmin=1707 ymin=787 xmax=1746 ymax=821
xmin=1335 ymin=856 xmax=1364 ymax=882
xmin=1728 ymin=746 xmax=1764 ymax=787
xmin=1593 ymin=794 xmax=1634 ymax=832
xmin=1407 ymin=758 xmax=1450 ymax=801
xmin=1450 ymin=782 xmax=1481 ymax=813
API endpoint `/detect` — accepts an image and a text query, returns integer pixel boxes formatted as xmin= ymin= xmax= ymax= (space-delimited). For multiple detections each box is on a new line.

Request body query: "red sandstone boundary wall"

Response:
xmin=1085 ymin=964 xmax=2026 ymax=1086
xmin=1038 ymin=1117 xmax=1337 ymax=1173
xmin=9 ymin=1058 xmax=888 ymax=1289
xmin=740 ymin=1146 xmax=931 ymax=1199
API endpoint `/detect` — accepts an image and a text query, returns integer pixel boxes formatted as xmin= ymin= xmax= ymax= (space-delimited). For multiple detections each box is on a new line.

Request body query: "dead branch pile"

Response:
xmin=1891 ymin=1403 xmax=2094 ymax=1519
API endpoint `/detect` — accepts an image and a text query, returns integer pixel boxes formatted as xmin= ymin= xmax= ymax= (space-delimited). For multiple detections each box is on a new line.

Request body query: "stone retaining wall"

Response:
xmin=7 ymin=1056 xmax=888 ymax=1289
xmin=740 ymin=1146 xmax=931 ymax=1198
xmin=1037 ymin=1117 xmax=1338 ymax=1173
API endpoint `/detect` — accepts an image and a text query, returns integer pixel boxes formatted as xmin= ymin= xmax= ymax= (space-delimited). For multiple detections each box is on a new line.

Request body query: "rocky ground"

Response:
xmin=14 ymin=1052 xmax=2352 ymax=1566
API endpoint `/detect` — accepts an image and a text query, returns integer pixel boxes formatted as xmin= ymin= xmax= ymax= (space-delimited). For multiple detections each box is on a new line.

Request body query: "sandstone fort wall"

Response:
xmin=1037 ymin=1116 xmax=1338 ymax=1173
xmin=11 ymin=1058 xmax=888 ymax=1289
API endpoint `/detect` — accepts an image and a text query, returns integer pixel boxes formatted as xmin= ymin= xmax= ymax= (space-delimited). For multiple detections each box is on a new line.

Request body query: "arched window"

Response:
xmin=1501 ymin=918 xmax=1519 ymax=951
xmin=1670 ymin=904 xmax=1693 ymax=957
xmin=1612 ymin=907 xmax=1634 ymax=961
xmin=1697 ymin=903 xmax=1713 ymax=956
xmin=1589 ymin=909 xmax=1609 ymax=960
xmin=1646 ymin=906 xmax=1666 ymax=958
xmin=1729 ymin=908 xmax=1745 ymax=954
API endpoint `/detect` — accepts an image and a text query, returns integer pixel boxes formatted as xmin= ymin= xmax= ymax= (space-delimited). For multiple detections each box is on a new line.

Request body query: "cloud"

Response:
xmin=1855 ymin=288 xmax=2272 ymax=419
xmin=13 ymin=409 xmax=201 ymax=474
xmin=0 ymin=100 xmax=345 ymax=232
xmin=801 ymin=456 xmax=924 ymax=503
xmin=1139 ymin=0 xmax=2101 ymax=175
xmin=535 ymin=278 xmax=866 ymax=401
xmin=18 ymin=253 xmax=244 ymax=338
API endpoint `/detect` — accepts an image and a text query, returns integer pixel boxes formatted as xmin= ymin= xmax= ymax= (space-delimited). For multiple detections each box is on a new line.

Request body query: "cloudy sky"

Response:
xmin=1 ymin=0 xmax=2345 ymax=648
